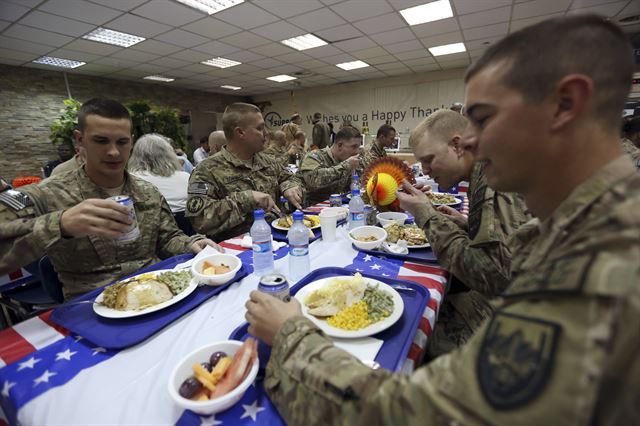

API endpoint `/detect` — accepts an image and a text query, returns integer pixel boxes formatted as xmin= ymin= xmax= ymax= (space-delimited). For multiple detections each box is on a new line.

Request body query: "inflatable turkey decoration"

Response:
xmin=362 ymin=157 xmax=415 ymax=211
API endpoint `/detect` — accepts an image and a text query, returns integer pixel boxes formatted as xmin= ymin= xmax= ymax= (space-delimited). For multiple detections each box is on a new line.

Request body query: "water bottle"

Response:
xmin=250 ymin=209 xmax=274 ymax=275
xmin=351 ymin=173 xmax=360 ymax=192
xmin=287 ymin=210 xmax=310 ymax=281
xmin=348 ymin=189 xmax=365 ymax=230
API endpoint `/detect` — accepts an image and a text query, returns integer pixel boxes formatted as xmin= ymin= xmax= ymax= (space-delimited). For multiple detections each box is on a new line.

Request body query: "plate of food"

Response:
xmin=271 ymin=214 xmax=321 ymax=231
xmin=384 ymin=223 xmax=430 ymax=249
xmin=94 ymin=269 xmax=197 ymax=319
xmin=294 ymin=273 xmax=404 ymax=338
xmin=426 ymin=191 xmax=462 ymax=206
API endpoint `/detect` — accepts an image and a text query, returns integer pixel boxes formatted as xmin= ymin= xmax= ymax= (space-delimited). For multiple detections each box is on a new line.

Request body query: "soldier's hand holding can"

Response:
xmin=245 ymin=290 xmax=302 ymax=346
xmin=60 ymin=198 xmax=133 ymax=239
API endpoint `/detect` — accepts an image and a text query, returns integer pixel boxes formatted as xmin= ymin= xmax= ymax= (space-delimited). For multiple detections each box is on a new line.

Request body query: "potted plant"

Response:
xmin=49 ymin=99 xmax=81 ymax=145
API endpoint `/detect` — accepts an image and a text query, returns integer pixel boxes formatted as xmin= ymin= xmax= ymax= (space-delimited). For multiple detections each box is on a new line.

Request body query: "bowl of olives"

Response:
xmin=168 ymin=340 xmax=259 ymax=415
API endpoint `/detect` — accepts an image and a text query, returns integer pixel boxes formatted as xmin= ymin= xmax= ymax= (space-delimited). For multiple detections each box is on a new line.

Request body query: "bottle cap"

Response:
xmin=254 ymin=209 xmax=265 ymax=219
xmin=292 ymin=210 xmax=304 ymax=221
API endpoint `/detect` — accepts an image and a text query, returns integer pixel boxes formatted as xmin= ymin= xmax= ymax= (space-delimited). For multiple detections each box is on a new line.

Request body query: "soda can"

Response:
xmin=258 ymin=273 xmax=290 ymax=302
xmin=364 ymin=204 xmax=377 ymax=226
xmin=329 ymin=194 xmax=342 ymax=207
xmin=279 ymin=196 xmax=290 ymax=212
xmin=109 ymin=195 xmax=140 ymax=242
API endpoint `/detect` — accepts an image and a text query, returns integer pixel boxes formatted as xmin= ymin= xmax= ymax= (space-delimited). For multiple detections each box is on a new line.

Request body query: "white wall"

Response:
xmin=252 ymin=68 xmax=467 ymax=140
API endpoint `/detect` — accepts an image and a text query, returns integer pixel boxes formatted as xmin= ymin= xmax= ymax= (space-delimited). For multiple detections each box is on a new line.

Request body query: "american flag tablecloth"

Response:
xmin=0 ymin=193 xmax=467 ymax=425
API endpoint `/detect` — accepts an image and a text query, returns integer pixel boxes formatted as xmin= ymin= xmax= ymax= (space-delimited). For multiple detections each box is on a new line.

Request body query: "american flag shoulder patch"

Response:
xmin=0 ymin=189 xmax=33 ymax=211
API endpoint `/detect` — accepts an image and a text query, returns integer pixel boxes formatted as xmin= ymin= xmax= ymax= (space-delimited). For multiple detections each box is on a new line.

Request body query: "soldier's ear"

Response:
xmin=450 ymin=135 xmax=465 ymax=158
xmin=73 ymin=129 xmax=83 ymax=147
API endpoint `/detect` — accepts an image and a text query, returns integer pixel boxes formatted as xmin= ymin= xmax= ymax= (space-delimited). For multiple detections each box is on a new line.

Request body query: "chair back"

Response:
xmin=38 ymin=256 xmax=64 ymax=303
xmin=173 ymin=211 xmax=196 ymax=236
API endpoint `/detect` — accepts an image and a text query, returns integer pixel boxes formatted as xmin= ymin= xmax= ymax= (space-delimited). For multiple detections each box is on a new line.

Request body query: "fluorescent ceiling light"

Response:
xmin=266 ymin=74 xmax=297 ymax=82
xmin=336 ymin=60 xmax=369 ymax=71
xmin=33 ymin=56 xmax=85 ymax=69
xmin=281 ymin=33 xmax=327 ymax=51
xmin=400 ymin=0 xmax=453 ymax=26
xmin=143 ymin=75 xmax=175 ymax=82
xmin=175 ymin=0 xmax=244 ymax=14
xmin=201 ymin=57 xmax=242 ymax=68
xmin=83 ymin=27 xmax=145 ymax=47
xmin=428 ymin=42 xmax=466 ymax=56
xmin=221 ymin=85 xmax=242 ymax=90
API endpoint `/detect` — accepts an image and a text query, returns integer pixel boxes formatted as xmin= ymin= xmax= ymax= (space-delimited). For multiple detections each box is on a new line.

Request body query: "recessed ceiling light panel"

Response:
xmin=83 ymin=27 xmax=145 ymax=47
xmin=33 ymin=56 xmax=85 ymax=69
xmin=281 ymin=33 xmax=327 ymax=51
xmin=266 ymin=74 xmax=297 ymax=82
xmin=175 ymin=0 xmax=244 ymax=15
xmin=143 ymin=75 xmax=175 ymax=82
xmin=428 ymin=42 xmax=466 ymax=56
xmin=201 ymin=57 xmax=242 ymax=68
xmin=400 ymin=0 xmax=453 ymax=26
xmin=221 ymin=85 xmax=242 ymax=90
xmin=336 ymin=60 xmax=369 ymax=71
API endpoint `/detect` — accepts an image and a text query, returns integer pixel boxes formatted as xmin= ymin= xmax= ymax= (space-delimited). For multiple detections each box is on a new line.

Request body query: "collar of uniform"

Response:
xmin=371 ymin=139 xmax=386 ymax=156
xmin=324 ymin=146 xmax=340 ymax=165
xmin=467 ymin=162 xmax=484 ymax=196
xmin=75 ymin=167 xmax=151 ymax=202
xmin=219 ymin=145 xmax=267 ymax=171
xmin=540 ymin=155 xmax=636 ymax=234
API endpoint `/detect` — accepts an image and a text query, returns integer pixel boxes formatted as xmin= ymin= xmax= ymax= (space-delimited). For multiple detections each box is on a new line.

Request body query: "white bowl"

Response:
xmin=168 ymin=340 xmax=259 ymax=416
xmin=191 ymin=253 xmax=242 ymax=286
xmin=348 ymin=225 xmax=387 ymax=250
xmin=376 ymin=212 xmax=408 ymax=227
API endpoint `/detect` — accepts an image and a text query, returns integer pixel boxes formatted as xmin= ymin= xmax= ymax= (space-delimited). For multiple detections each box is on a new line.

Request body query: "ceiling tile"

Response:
xmin=130 ymin=1 xmax=205 ymax=26
xmin=452 ymin=0 xmax=512 ymax=15
xmin=351 ymin=46 xmax=389 ymax=59
xmin=110 ymin=48 xmax=159 ymax=62
xmin=225 ymin=63 xmax=261 ymax=73
xmin=322 ymin=53 xmax=355 ymax=64
xmin=268 ymin=64 xmax=303 ymax=73
xmin=220 ymin=32 xmax=271 ymax=49
xmin=301 ymin=44 xmax=343 ymax=58
xmin=393 ymin=49 xmax=429 ymax=61
xmin=247 ymin=57 xmax=283 ymax=68
xmin=465 ymin=36 xmax=502 ymax=50
xmin=93 ymin=56 xmax=141 ymax=68
xmin=410 ymin=18 xmax=460 ymax=38
xmin=375 ymin=62 xmax=409 ymax=71
xmin=383 ymin=67 xmax=411 ymax=76
xmin=89 ymin=0 xmax=148 ymax=12
xmin=169 ymin=48 xmax=215 ymax=62
xmin=370 ymin=28 xmax=415 ymax=45
xmin=353 ymin=12 xmax=406 ymax=35
xmin=155 ymin=29 xmax=210 ymax=48
xmin=215 ymin=2 xmax=280 ymax=29
xmin=69 ymin=63 xmax=119 ymax=74
xmin=274 ymin=51 xmax=312 ymax=63
xmin=249 ymin=69 xmax=282 ymax=78
xmin=458 ymin=6 xmax=511 ymax=29
xmin=401 ymin=56 xmax=437 ymax=66
xmin=166 ymin=68 xmax=198 ymax=77
xmin=567 ymin=1 xmax=627 ymax=17
xmin=107 ymin=13 xmax=172 ymax=38
xmin=439 ymin=59 xmax=470 ymax=69
xmin=0 ymin=2 xmax=30 ymax=21
xmin=3 ymin=24 xmax=73 ymax=48
xmin=0 ymin=20 xmax=9 ymax=32
xmin=130 ymin=63 xmax=171 ymax=73
xmin=409 ymin=63 xmax=441 ymax=72
xmin=298 ymin=58 xmax=330 ymax=68
xmin=331 ymin=0 xmax=393 ymax=22
xmin=315 ymin=23 xmax=363 ymax=43
xmin=225 ymin=50 xmax=265 ymax=63
xmin=435 ymin=52 xmax=469 ymax=62
xmin=178 ymin=63 xmax=215 ymax=73
xmin=0 ymin=47 xmax=39 ymax=62
xmin=19 ymin=11 xmax=95 ymax=37
xmin=617 ymin=0 xmax=640 ymax=16
xmin=333 ymin=36 xmax=377 ymax=51
xmin=251 ymin=20 xmax=306 ymax=42
xmin=0 ymin=57 xmax=31 ymax=66
xmin=288 ymin=8 xmax=346 ymax=32
xmin=182 ymin=17 xmax=242 ymax=39
xmin=419 ymin=31 xmax=464 ymax=48
xmin=509 ymin=13 xmax=563 ymax=31
xmin=48 ymin=48 xmax=102 ymax=62
xmin=387 ymin=0 xmax=427 ymax=11
xmin=192 ymin=40 xmax=241 ymax=56
xmin=249 ymin=42 xmax=291 ymax=57
xmin=512 ymin=0 xmax=572 ymax=19
xmin=0 ymin=35 xmax=53 ymax=55
xmin=130 ymin=39 xmax=183 ymax=55
xmin=463 ymin=22 xmax=509 ymax=40
xmin=382 ymin=39 xmax=423 ymax=53
xmin=253 ymin=0 xmax=324 ymax=19
xmin=64 ymin=39 xmax=123 ymax=55
xmin=149 ymin=56 xmax=191 ymax=69
xmin=38 ymin=0 xmax=122 ymax=25
xmin=366 ymin=54 xmax=397 ymax=65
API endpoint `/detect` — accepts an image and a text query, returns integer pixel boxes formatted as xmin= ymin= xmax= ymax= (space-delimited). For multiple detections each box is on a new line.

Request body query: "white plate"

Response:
xmin=406 ymin=242 xmax=431 ymax=249
xmin=271 ymin=218 xmax=320 ymax=231
xmin=294 ymin=276 xmax=404 ymax=339
xmin=427 ymin=192 xmax=462 ymax=206
xmin=93 ymin=269 xmax=198 ymax=319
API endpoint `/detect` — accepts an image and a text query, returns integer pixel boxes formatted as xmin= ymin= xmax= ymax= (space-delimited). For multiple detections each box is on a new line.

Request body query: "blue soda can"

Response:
xmin=329 ymin=194 xmax=342 ymax=207
xmin=109 ymin=195 xmax=140 ymax=242
xmin=258 ymin=273 xmax=290 ymax=302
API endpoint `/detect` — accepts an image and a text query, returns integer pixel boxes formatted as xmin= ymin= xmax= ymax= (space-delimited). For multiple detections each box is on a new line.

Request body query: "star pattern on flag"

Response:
xmin=199 ymin=415 xmax=222 ymax=426
xmin=240 ymin=400 xmax=265 ymax=421
xmin=382 ymin=273 xmax=390 ymax=277
xmin=17 ymin=357 xmax=41 ymax=371
xmin=363 ymin=254 xmax=372 ymax=262
xmin=74 ymin=335 xmax=83 ymax=342
xmin=91 ymin=347 xmax=106 ymax=356
xmin=2 ymin=380 xmax=16 ymax=398
xmin=370 ymin=264 xmax=382 ymax=270
xmin=55 ymin=349 xmax=77 ymax=361
xmin=33 ymin=370 xmax=57 ymax=387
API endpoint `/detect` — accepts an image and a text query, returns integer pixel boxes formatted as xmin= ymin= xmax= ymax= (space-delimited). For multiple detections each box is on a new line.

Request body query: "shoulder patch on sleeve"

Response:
xmin=187 ymin=196 xmax=205 ymax=214
xmin=188 ymin=182 xmax=209 ymax=195
xmin=0 ymin=189 xmax=33 ymax=211
xmin=477 ymin=311 xmax=561 ymax=410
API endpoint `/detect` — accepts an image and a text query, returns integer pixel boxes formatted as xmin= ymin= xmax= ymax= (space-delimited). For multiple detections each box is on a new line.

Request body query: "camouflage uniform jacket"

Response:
xmin=263 ymin=143 xmax=289 ymax=166
xmin=621 ymin=138 xmax=640 ymax=169
xmin=360 ymin=139 xmax=387 ymax=170
xmin=298 ymin=147 xmax=351 ymax=205
xmin=50 ymin=154 xmax=83 ymax=177
xmin=0 ymin=168 xmax=203 ymax=300
xmin=282 ymin=122 xmax=300 ymax=143
xmin=264 ymin=155 xmax=640 ymax=425
xmin=186 ymin=146 xmax=301 ymax=241
xmin=312 ymin=121 xmax=331 ymax=149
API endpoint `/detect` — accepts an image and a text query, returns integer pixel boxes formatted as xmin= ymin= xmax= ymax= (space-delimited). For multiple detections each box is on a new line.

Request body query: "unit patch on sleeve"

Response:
xmin=188 ymin=182 xmax=209 ymax=195
xmin=477 ymin=311 xmax=561 ymax=410
xmin=187 ymin=196 xmax=205 ymax=214
xmin=0 ymin=190 xmax=33 ymax=211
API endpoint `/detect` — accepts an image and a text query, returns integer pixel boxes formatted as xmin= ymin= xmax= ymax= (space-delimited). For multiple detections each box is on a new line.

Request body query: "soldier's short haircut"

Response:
xmin=78 ymin=98 xmax=131 ymax=132
xmin=376 ymin=124 xmax=396 ymax=139
xmin=465 ymin=14 xmax=633 ymax=131
xmin=273 ymin=130 xmax=286 ymax=141
xmin=313 ymin=112 xmax=322 ymax=120
xmin=335 ymin=126 xmax=361 ymax=144
xmin=409 ymin=110 xmax=468 ymax=148
xmin=222 ymin=102 xmax=261 ymax=140
xmin=294 ymin=131 xmax=306 ymax=140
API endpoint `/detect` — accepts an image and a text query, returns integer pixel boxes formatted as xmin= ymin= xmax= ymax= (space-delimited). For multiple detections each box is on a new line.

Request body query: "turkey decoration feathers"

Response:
xmin=361 ymin=157 xmax=415 ymax=211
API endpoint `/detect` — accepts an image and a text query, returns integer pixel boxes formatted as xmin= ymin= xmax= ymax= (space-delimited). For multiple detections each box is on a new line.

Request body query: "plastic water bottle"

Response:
xmin=287 ymin=211 xmax=310 ymax=281
xmin=348 ymin=188 xmax=365 ymax=230
xmin=351 ymin=173 xmax=360 ymax=192
xmin=250 ymin=209 xmax=274 ymax=275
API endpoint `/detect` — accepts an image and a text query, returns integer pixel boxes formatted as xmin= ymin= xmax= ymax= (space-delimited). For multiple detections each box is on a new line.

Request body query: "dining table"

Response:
xmin=0 ymin=192 xmax=468 ymax=426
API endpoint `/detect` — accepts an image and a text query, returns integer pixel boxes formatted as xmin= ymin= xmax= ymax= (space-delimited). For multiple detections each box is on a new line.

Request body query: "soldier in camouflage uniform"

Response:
xmin=0 ymin=99 xmax=219 ymax=300
xmin=408 ymin=109 xmax=531 ymax=358
xmin=245 ymin=16 xmax=640 ymax=424
xmin=360 ymin=124 xmax=395 ymax=170
xmin=282 ymin=113 xmax=302 ymax=144
xmin=298 ymin=126 xmax=362 ymax=205
xmin=186 ymin=103 xmax=303 ymax=241
xmin=263 ymin=130 xmax=289 ymax=166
